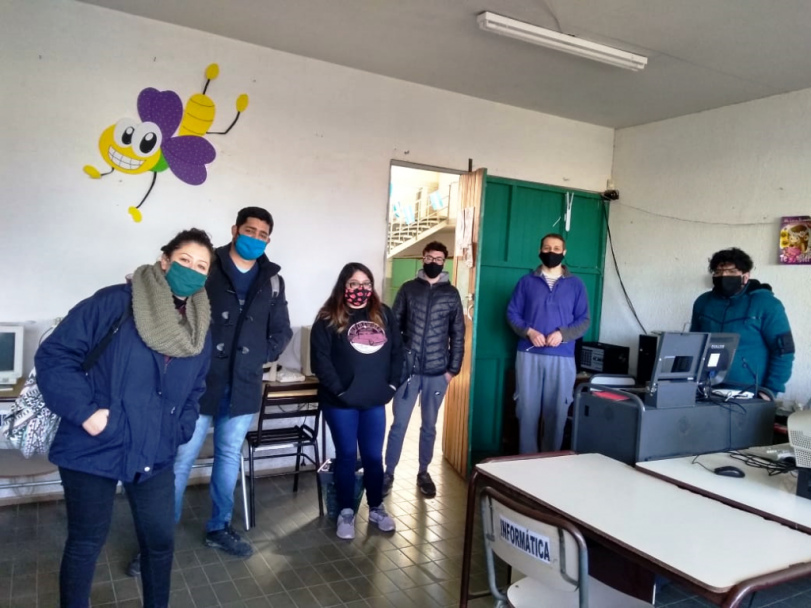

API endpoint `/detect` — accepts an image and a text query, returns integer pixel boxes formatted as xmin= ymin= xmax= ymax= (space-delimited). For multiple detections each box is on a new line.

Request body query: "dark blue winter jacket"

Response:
xmin=690 ymin=279 xmax=794 ymax=394
xmin=35 ymin=284 xmax=212 ymax=482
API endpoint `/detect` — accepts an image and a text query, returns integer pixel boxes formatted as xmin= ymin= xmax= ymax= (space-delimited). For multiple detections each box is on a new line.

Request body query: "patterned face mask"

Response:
xmin=345 ymin=286 xmax=372 ymax=307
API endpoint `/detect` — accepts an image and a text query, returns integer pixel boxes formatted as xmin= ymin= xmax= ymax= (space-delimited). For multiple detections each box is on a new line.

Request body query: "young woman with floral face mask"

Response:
xmin=36 ymin=228 xmax=214 ymax=608
xmin=310 ymin=262 xmax=404 ymax=540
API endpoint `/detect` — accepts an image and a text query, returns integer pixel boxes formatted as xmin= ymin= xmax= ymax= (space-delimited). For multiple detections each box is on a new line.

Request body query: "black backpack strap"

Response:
xmin=81 ymin=307 xmax=133 ymax=373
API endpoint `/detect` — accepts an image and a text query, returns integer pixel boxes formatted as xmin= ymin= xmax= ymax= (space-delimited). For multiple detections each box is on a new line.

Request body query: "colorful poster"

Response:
xmin=779 ymin=216 xmax=811 ymax=264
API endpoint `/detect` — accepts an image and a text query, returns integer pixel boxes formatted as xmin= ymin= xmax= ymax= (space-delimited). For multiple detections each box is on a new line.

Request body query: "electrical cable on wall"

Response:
xmin=602 ymin=203 xmax=648 ymax=334
xmin=615 ymin=202 xmax=773 ymax=227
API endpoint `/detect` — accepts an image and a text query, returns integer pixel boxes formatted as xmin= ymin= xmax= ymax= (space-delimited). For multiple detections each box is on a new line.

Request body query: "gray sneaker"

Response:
xmin=382 ymin=473 xmax=395 ymax=497
xmin=369 ymin=504 xmax=396 ymax=532
xmin=336 ymin=508 xmax=356 ymax=540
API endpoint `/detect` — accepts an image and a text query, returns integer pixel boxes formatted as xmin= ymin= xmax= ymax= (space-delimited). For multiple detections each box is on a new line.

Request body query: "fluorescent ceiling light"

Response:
xmin=477 ymin=11 xmax=648 ymax=72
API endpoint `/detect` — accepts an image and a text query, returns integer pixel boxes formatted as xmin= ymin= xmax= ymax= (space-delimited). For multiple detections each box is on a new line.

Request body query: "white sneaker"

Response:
xmin=336 ymin=508 xmax=355 ymax=540
xmin=369 ymin=504 xmax=396 ymax=532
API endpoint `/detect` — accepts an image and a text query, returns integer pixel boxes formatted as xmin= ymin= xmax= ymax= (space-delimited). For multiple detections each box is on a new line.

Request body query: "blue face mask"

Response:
xmin=234 ymin=234 xmax=267 ymax=261
xmin=165 ymin=262 xmax=207 ymax=298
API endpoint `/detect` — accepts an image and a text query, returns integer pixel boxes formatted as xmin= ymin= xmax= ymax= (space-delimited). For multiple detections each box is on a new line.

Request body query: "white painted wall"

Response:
xmin=0 ymin=0 xmax=613 ymax=365
xmin=0 ymin=1 xmax=613 ymax=498
xmin=603 ymin=89 xmax=811 ymax=402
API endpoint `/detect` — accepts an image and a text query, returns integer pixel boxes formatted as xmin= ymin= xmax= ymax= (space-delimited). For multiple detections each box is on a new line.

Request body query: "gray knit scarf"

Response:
xmin=130 ymin=262 xmax=211 ymax=358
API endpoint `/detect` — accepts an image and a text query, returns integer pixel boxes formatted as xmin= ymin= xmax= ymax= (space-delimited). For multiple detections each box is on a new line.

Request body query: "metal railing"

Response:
xmin=387 ymin=188 xmax=450 ymax=256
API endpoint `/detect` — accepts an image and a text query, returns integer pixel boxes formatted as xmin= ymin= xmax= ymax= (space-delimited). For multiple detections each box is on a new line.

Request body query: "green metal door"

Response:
xmin=467 ymin=177 xmax=607 ymax=467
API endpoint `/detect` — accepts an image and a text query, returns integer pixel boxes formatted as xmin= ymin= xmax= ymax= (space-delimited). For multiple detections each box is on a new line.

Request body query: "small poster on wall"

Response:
xmin=779 ymin=216 xmax=811 ymax=264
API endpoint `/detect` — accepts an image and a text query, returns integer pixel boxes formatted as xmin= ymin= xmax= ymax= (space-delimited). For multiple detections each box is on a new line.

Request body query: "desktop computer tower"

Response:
xmin=637 ymin=333 xmax=660 ymax=385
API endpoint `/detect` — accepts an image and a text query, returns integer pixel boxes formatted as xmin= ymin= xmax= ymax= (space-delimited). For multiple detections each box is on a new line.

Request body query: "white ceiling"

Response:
xmin=78 ymin=0 xmax=811 ymax=128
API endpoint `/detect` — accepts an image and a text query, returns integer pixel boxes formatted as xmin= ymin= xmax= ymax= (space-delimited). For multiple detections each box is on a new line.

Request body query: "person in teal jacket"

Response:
xmin=690 ymin=248 xmax=794 ymax=396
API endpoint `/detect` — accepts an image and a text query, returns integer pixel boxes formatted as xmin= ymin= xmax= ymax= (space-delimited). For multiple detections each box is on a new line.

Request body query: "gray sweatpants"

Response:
xmin=385 ymin=374 xmax=449 ymax=475
xmin=515 ymin=351 xmax=577 ymax=454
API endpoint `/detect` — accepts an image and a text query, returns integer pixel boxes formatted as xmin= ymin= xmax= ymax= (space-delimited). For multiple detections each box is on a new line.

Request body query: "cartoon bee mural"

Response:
xmin=84 ymin=64 xmax=249 ymax=222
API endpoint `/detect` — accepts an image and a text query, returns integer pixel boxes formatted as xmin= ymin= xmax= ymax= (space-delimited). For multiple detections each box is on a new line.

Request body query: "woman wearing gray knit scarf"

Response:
xmin=36 ymin=228 xmax=215 ymax=608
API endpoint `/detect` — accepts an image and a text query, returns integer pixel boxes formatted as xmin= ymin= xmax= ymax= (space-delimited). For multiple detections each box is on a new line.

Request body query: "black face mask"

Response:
xmin=539 ymin=252 xmax=565 ymax=268
xmin=423 ymin=262 xmax=443 ymax=279
xmin=712 ymin=275 xmax=744 ymax=298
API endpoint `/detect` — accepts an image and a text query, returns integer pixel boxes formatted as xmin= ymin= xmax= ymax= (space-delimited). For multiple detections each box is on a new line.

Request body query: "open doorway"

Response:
xmin=381 ymin=162 xmax=463 ymax=492
xmin=383 ymin=163 xmax=461 ymax=305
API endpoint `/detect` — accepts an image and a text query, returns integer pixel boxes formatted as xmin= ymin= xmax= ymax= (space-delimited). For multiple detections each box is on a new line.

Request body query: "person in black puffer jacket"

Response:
xmin=383 ymin=242 xmax=464 ymax=498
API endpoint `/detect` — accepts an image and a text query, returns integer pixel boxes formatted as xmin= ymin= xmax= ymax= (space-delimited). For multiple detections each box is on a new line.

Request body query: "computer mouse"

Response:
xmin=714 ymin=466 xmax=745 ymax=478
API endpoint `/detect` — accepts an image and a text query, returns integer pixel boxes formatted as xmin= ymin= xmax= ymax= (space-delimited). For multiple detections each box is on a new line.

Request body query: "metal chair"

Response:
xmin=480 ymin=486 xmax=653 ymax=607
xmin=243 ymin=394 xmax=323 ymax=528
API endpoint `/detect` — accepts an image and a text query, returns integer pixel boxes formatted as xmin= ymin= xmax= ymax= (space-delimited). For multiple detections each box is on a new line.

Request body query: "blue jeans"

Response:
xmin=174 ymin=389 xmax=254 ymax=532
xmin=60 ymin=466 xmax=175 ymax=608
xmin=322 ymin=405 xmax=386 ymax=511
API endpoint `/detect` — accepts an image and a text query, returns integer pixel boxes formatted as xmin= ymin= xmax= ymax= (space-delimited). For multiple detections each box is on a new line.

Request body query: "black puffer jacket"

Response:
xmin=392 ymin=270 xmax=465 ymax=377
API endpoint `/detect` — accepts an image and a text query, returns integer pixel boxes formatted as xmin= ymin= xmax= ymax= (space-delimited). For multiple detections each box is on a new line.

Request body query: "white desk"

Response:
xmin=637 ymin=452 xmax=811 ymax=534
xmin=460 ymin=453 xmax=811 ymax=608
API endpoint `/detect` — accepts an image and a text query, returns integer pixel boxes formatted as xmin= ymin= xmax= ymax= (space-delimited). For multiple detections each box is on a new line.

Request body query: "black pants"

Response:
xmin=59 ymin=466 xmax=175 ymax=608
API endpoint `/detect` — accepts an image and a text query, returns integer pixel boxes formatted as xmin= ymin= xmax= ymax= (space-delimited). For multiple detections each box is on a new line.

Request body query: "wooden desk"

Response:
xmin=461 ymin=453 xmax=811 ymax=608
xmin=637 ymin=452 xmax=811 ymax=534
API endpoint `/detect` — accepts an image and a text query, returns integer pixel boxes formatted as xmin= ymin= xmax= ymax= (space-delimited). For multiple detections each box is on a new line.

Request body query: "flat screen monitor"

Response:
xmin=698 ymin=332 xmax=740 ymax=387
xmin=650 ymin=332 xmax=710 ymax=384
xmin=0 ymin=325 xmax=24 ymax=385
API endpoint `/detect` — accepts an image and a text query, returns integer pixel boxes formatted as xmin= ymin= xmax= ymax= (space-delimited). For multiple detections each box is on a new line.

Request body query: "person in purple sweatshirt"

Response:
xmin=506 ymin=233 xmax=590 ymax=454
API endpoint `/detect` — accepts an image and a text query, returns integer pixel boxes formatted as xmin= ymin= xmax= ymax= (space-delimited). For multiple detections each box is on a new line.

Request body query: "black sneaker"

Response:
xmin=205 ymin=525 xmax=254 ymax=558
xmin=417 ymin=472 xmax=436 ymax=498
xmin=126 ymin=553 xmax=141 ymax=577
xmin=382 ymin=473 xmax=395 ymax=497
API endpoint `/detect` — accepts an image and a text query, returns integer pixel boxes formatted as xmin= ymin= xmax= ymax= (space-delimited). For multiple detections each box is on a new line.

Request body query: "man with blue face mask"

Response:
xmin=128 ymin=207 xmax=292 ymax=572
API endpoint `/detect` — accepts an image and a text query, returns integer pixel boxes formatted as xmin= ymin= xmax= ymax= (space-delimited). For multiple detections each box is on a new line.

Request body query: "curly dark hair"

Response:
xmin=708 ymin=248 xmax=753 ymax=274
xmin=160 ymin=228 xmax=215 ymax=260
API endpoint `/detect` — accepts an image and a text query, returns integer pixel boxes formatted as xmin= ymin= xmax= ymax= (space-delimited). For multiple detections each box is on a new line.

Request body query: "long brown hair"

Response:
xmin=317 ymin=262 xmax=385 ymax=333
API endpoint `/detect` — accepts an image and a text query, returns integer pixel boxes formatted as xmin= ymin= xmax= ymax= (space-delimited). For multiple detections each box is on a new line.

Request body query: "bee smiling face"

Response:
xmin=98 ymin=118 xmax=163 ymax=174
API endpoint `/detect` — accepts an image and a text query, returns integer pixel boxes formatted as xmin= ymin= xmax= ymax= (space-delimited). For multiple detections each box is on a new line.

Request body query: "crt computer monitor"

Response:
xmin=697 ymin=333 xmax=740 ymax=389
xmin=0 ymin=325 xmax=24 ymax=386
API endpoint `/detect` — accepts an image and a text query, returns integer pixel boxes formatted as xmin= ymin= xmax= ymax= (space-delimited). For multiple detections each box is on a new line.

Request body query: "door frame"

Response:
xmin=466 ymin=174 xmax=609 ymax=473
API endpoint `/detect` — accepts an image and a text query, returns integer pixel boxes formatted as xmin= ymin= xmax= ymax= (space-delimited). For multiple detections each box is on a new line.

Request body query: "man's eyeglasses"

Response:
xmin=423 ymin=255 xmax=446 ymax=265
xmin=347 ymin=281 xmax=372 ymax=290
xmin=712 ymin=268 xmax=743 ymax=277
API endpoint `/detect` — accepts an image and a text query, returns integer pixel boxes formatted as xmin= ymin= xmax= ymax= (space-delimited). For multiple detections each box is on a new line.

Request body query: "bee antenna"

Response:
xmin=202 ymin=79 xmax=211 ymax=95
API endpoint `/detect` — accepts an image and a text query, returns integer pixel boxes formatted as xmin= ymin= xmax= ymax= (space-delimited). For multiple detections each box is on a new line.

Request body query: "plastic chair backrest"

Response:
xmin=481 ymin=487 xmax=587 ymax=596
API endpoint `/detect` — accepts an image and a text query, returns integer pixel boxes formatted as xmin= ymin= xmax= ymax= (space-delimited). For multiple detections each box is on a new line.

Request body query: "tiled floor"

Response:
xmin=2 ymin=406 xmax=811 ymax=607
